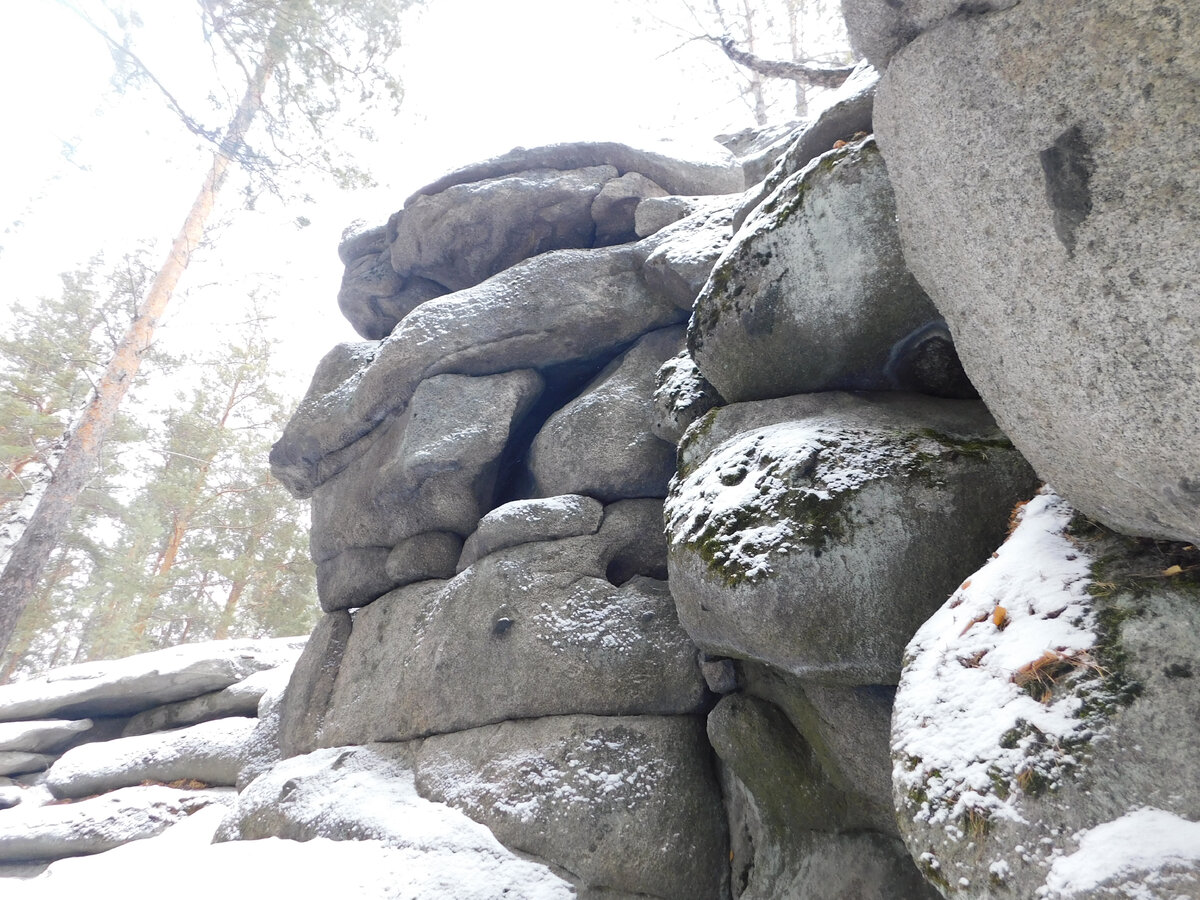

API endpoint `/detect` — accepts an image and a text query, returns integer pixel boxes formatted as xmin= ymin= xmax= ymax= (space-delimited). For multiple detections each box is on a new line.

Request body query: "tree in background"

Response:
xmin=0 ymin=0 xmax=416 ymax=655
xmin=643 ymin=0 xmax=854 ymax=125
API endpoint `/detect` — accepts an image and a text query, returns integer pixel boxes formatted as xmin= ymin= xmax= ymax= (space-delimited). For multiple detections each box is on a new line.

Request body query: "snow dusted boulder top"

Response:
xmin=404 ymin=138 xmax=745 ymax=204
xmin=665 ymin=391 xmax=1037 ymax=684
xmin=0 ymin=784 xmax=228 ymax=862
xmin=0 ymin=637 xmax=306 ymax=722
xmin=0 ymin=718 xmax=93 ymax=754
xmin=892 ymin=488 xmax=1200 ymax=897
xmin=216 ymin=744 xmax=572 ymax=899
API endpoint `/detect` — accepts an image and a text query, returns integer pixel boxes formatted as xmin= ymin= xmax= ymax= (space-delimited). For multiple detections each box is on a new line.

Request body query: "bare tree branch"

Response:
xmin=709 ymin=35 xmax=854 ymax=89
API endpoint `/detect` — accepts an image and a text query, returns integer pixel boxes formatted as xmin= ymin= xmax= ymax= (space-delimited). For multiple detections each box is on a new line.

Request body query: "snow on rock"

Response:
xmin=1038 ymin=808 xmax=1200 ymax=899
xmin=892 ymin=486 xmax=1200 ymax=897
xmin=0 ymin=719 xmax=93 ymax=754
xmin=892 ymin=489 xmax=1099 ymax=830
xmin=217 ymin=745 xmax=574 ymax=898
xmin=46 ymin=716 xmax=257 ymax=799
xmin=8 ymin=801 xmax=572 ymax=900
xmin=0 ymin=636 xmax=306 ymax=722
xmin=0 ymin=784 xmax=230 ymax=862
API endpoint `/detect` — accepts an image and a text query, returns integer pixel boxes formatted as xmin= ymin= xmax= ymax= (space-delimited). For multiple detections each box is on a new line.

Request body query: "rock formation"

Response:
xmin=4 ymin=8 xmax=1199 ymax=895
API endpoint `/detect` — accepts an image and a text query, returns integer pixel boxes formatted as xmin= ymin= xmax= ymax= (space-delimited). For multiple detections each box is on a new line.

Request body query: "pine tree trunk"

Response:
xmin=0 ymin=54 xmax=275 ymax=656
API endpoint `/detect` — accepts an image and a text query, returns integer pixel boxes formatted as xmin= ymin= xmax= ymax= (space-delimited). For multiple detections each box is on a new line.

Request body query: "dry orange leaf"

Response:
xmin=1163 ymin=564 xmax=1184 ymax=576
xmin=992 ymin=605 xmax=1009 ymax=629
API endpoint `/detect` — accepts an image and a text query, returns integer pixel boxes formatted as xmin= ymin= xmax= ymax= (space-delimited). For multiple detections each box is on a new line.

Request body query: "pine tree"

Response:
xmin=0 ymin=0 xmax=416 ymax=654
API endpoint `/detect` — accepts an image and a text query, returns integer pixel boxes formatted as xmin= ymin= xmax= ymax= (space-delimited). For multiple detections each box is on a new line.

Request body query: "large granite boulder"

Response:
xmin=457 ymin=494 xmax=604 ymax=572
xmin=526 ymin=325 xmax=682 ymax=502
xmin=304 ymin=523 xmax=704 ymax=747
xmin=308 ymin=369 xmax=543 ymax=609
xmin=390 ymin=165 xmax=616 ymax=292
xmin=413 ymin=714 xmax=728 ymax=900
xmin=633 ymin=195 xmax=740 ymax=310
xmin=840 ymin=0 xmax=1019 ymax=69
xmin=272 ymin=247 xmax=686 ymax=496
xmin=690 ymin=137 xmax=969 ymax=404
xmin=872 ymin=0 xmax=1200 ymax=544
xmin=0 ymin=719 xmax=93 ymax=754
xmin=893 ymin=488 xmax=1200 ymax=898
xmin=665 ymin=391 xmax=1038 ymax=685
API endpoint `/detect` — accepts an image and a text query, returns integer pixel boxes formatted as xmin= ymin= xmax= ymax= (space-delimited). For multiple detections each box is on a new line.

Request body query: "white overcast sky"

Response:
xmin=0 ymin=0 xmax=845 ymax=390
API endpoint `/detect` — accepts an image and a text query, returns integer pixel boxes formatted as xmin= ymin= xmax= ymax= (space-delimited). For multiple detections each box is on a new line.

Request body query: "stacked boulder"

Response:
xmin=0 ymin=638 xmax=303 ymax=872
xmin=260 ymin=69 xmax=1046 ymax=896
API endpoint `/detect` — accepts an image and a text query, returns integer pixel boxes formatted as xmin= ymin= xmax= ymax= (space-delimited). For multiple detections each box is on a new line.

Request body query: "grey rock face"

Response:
xmin=278 ymin=611 xmax=352 ymax=759
xmin=45 ymin=717 xmax=256 ymax=799
xmin=413 ymin=714 xmax=728 ymax=900
xmin=690 ymin=138 xmax=964 ymax=404
xmin=408 ymin=139 xmax=744 ymax=202
xmin=272 ymin=247 xmax=686 ymax=497
xmin=457 ymin=495 xmax=604 ymax=572
xmin=0 ymin=719 xmax=93 ymax=754
xmin=0 ymin=752 xmax=54 ymax=777
xmin=634 ymin=195 xmax=705 ymax=238
xmin=339 ymin=266 xmax=446 ymax=341
xmin=892 ymin=490 xmax=1200 ymax=898
xmin=310 ymin=369 xmax=544 ymax=566
xmin=0 ymin=637 xmax=305 ymax=722
xmin=591 ymin=171 xmax=668 ymax=245
xmin=337 ymin=222 xmax=388 ymax=266
xmin=665 ymin=391 xmax=1038 ymax=685
xmin=651 ymin=351 xmax=723 ymax=445
xmin=840 ymin=0 xmax=1019 ymax=69
xmin=391 ymin=165 xmax=616 ymax=292
xmin=874 ymin=0 xmax=1200 ymax=544
xmin=314 ymin=546 xmax=395 ymax=612
xmin=527 ymin=326 xmax=683 ymax=502
xmin=385 ymin=531 xmax=463 ymax=585
xmin=0 ymin=785 xmax=227 ymax=862
xmin=314 ymin=532 xmax=705 ymax=745
xmin=633 ymin=195 xmax=739 ymax=311
xmin=121 ymin=670 xmax=275 ymax=738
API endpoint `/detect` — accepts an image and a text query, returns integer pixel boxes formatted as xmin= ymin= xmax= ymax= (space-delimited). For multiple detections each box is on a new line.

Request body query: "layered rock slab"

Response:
xmin=873 ymin=0 xmax=1200 ymax=544
xmin=413 ymin=714 xmax=728 ymax=900
xmin=690 ymin=137 xmax=967 ymax=404
xmin=304 ymin=518 xmax=704 ymax=747
xmin=665 ymin=391 xmax=1038 ymax=685
xmin=272 ymin=247 xmax=686 ymax=496
xmin=892 ymin=489 xmax=1200 ymax=898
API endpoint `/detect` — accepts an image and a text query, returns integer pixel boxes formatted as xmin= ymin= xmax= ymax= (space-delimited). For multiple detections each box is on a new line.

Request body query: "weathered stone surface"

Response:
xmin=0 ymin=752 xmax=53 ymax=777
xmin=633 ymin=195 xmax=706 ymax=238
xmin=0 ymin=785 xmax=228 ymax=862
xmin=691 ymin=138 xmax=966 ymax=403
xmin=391 ymin=165 xmax=617 ymax=292
xmin=339 ymin=256 xmax=446 ymax=340
xmin=314 ymin=546 xmax=394 ymax=612
xmin=408 ymin=139 xmax=744 ymax=203
xmin=385 ymin=531 xmax=463 ymax=585
xmin=315 ymin=532 xmax=704 ymax=745
xmin=841 ymin=0 xmax=1019 ymax=70
xmin=0 ymin=637 xmax=306 ymax=722
xmin=214 ymin=744 xmax=574 ymax=897
xmin=0 ymin=719 xmax=93 ymax=754
xmin=665 ymin=391 xmax=1038 ymax=685
xmin=892 ymin=489 xmax=1200 ymax=898
xmin=337 ymin=222 xmax=388 ymax=266
xmin=46 ymin=717 xmax=256 ymax=799
xmin=310 ymin=369 xmax=544 ymax=565
xmin=272 ymin=247 xmax=685 ymax=496
xmin=236 ymin=669 xmax=292 ymax=790
xmin=278 ymin=611 xmax=352 ymax=759
xmin=634 ymin=195 xmax=739 ymax=310
xmin=732 ymin=62 xmax=878 ymax=231
xmin=875 ymin=0 xmax=1200 ymax=544
xmin=710 ymin=694 xmax=935 ymax=899
xmin=413 ymin=714 xmax=728 ymax=900
xmin=527 ymin=325 xmax=682 ymax=502
xmin=591 ymin=171 xmax=667 ymax=245
xmin=457 ymin=495 xmax=604 ymax=572
xmin=651 ymin=351 xmax=723 ymax=445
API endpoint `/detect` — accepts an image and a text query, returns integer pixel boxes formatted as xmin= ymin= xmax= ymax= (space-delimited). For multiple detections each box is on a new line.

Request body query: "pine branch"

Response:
xmin=709 ymin=35 xmax=854 ymax=88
